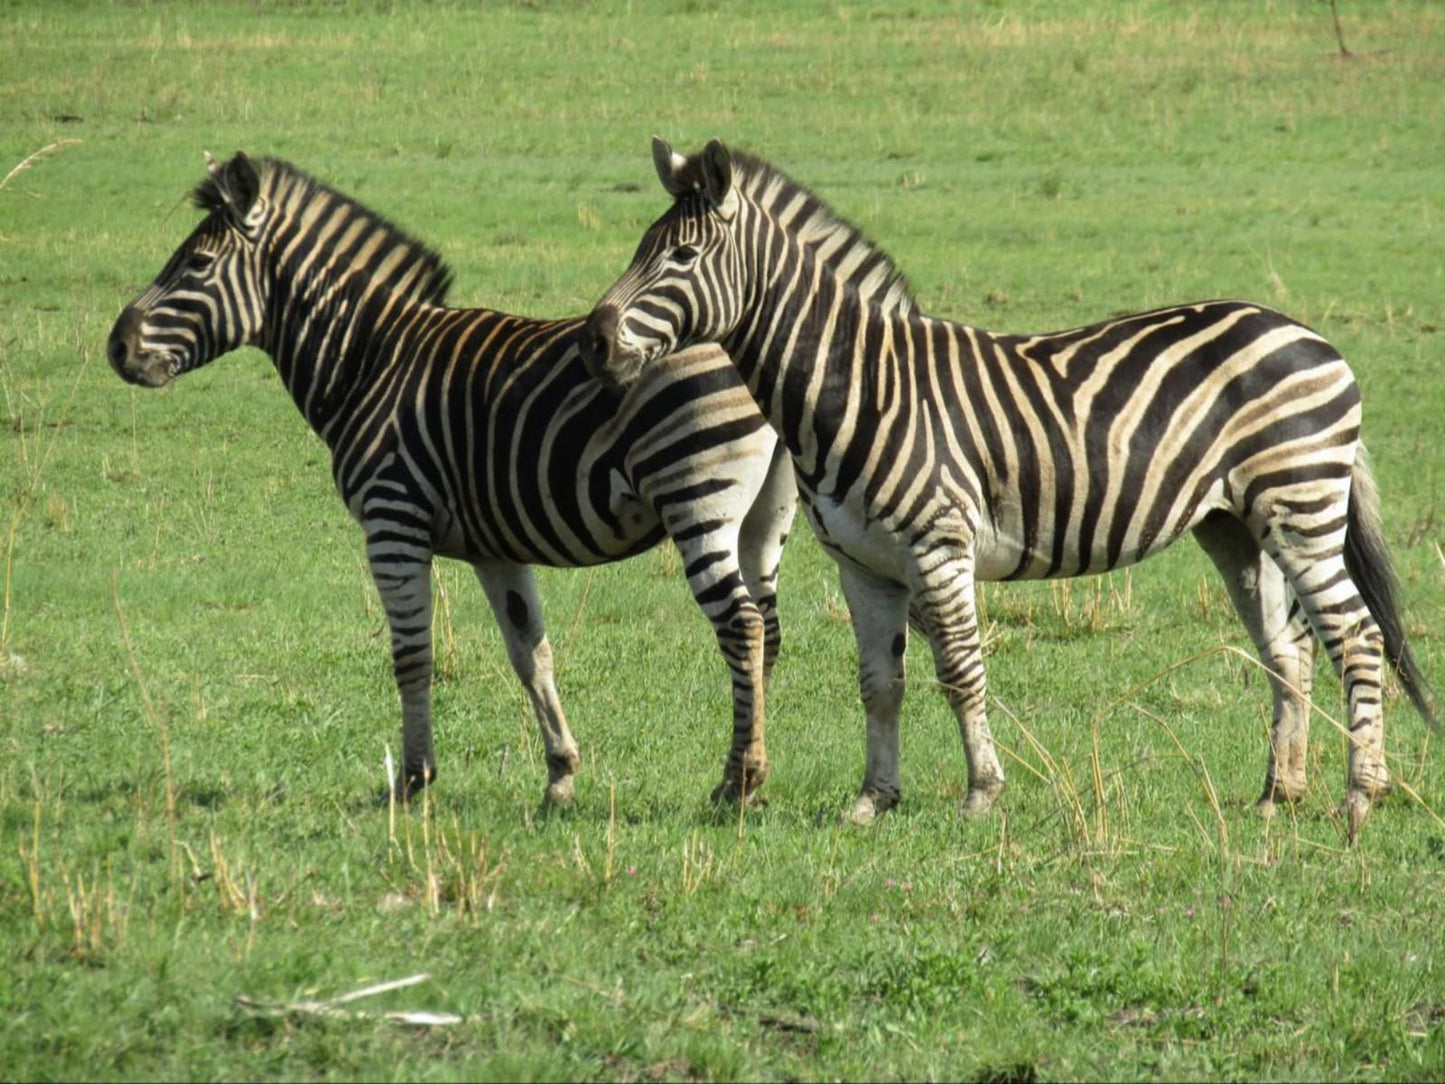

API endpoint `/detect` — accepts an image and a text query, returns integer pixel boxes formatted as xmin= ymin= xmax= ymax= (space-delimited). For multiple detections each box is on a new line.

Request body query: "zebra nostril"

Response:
xmin=108 ymin=307 xmax=144 ymax=372
xmin=107 ymin=334 xmax=128 ymax=370
xmin=581 ymin=306 xmax=619 ymax=376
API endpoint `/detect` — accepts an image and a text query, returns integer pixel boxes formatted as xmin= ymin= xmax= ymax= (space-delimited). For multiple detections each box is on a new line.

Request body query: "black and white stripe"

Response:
xmin=108 ymin=151 xmax=797 ymax=806
xmin=585 ymin=138 xmax=1435 ymax=835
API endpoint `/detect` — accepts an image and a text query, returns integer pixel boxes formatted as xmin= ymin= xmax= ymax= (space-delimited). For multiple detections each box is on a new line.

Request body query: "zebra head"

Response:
xmin=108 ymin=151 xmax=269 ymax=388
xmin=583 ymin=138 xmax=745 ymax=389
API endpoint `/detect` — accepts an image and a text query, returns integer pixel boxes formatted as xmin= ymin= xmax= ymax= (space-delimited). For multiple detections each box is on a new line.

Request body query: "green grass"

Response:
xmin=4 ymin=0 xmax=1445 ymax=1078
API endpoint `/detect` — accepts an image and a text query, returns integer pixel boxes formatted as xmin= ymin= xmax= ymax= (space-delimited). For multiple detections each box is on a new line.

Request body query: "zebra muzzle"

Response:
xmin=106 ymin=307 xmax=175 ymax=388
xmin=580 ymin=305 xmax=619 ymax=383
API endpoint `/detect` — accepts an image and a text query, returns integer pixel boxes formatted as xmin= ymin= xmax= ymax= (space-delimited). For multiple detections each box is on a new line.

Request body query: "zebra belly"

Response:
xmin=973 ymin=530 xmax=1180 ymax=583
xmin=973 ymin=483 xmax=1226 ymax=583
xmin=803 ymin=492 xmax=914 ymax=585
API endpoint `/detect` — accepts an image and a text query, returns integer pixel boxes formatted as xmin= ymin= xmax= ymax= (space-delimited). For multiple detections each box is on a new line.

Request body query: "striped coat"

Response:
xmin=108 ymin=152 xmax=796 ymax=806
xmin=584 ymin=138 xmax=1435 ymax=837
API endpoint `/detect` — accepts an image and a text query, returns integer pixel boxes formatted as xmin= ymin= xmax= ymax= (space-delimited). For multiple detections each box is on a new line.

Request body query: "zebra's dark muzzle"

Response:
xmin=580 ymin=303 xmax=651 ymax=390
xmin=107 ymin=307 xmax=177 ymax=388
xmin=579 ymin=305 xmax=618 ymax=384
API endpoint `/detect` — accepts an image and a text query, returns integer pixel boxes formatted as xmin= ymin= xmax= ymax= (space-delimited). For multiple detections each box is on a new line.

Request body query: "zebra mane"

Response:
xmin=191 ymin=156 xmax=454 ymax=308
xmin=686 ymin=147 xmax=916 ymax=315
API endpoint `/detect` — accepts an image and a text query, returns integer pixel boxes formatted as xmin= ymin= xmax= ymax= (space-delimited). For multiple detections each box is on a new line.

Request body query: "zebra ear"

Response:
xmin=652 ymin=136 xmax=690 ymax=197
xmin=213 ymin=151 xmax=260 ymax=218
xmin=699 ymin=139 xmax=737 ymax=220
xmin=192 ymin=151 xmax=258 ymax=220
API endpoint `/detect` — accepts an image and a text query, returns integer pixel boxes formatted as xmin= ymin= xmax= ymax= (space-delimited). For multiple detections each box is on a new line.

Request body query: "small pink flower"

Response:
xmin=627 ymin=866 xmax=637 ymax=877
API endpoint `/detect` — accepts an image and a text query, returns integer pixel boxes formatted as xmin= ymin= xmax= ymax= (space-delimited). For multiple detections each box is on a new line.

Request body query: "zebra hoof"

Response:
xmin=845 ymin=790 xmax=897 ymax=826
xmin=544 ymin=776 xmax=576 ymax=807
xmin=847 ymin=795 xmax=878 ymax=826
xmin=710 ymin=778 xmax=746 ymax=806
xmin=380 ymin=765 xmax=435 ymax=807
xmin=1350 ymin=770 xmax=1392 ymax=802
xmin=711 ymin=747 xmax=770 ymax=807
xmin=1257 ymin=779 xmax=1305 ymax=819
xmin=710 ymin=770 xmax=769 ymax=808
xmin=960 ymin=782 xmax=1003 ymax=819
xmin=709 ymin=782 xmax=766 ymax=809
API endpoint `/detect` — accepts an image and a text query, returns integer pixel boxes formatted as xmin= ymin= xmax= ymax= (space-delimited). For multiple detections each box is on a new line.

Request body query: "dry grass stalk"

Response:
xmin=111 ymin=572 xmax=181 ymax=889
xmin=379 ymin=762 xmax=503 ymax=919
xmin=19 ymin=781 xmax=131 ymax=958
xmin=571 ymin=831 xmax=593 ymax=878
xmin=1090 ymin=718 xmax=1108 ymax=844
xmin=207 ymin=830 xmax=261 ymax=922
xmin=432 ymin=568 xmax=461 ymax=681
xmin=1329 ymin=0 xmax=1353 ymax=59
xmin=0 ymin=139 xmax=81 ymax=194
xmin=557 ymin=566 xmax=598 ymax=672
xmin=19 ymin=778 xmax=49 ymax=932
xmin=61 ymin=859 xmax=127 ymax=961
xmin=987 ymin=696 xmax=1094 ymax=851
xmin=680 ymin=830 xmax=718 ymax=895
xmin=3 ymin=330 xmax=92 ymax=649
xmin=424 ymin=817 xmax=503 ymax=918
xmin=384 ymin=745 xmax=398 ymax=851
xmin=654 ymin=539 xmax=681 ymax=579
xmin=1114 ymin=643 xmax=1444 ymax=839
xmin=604 ymin=776 xmax=617 ymax=883
xmin=1125 ymin=702 xmax=1229 ymax=852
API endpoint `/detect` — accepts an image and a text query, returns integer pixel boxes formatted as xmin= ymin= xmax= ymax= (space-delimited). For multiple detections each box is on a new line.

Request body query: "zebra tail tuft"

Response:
xmin=1345 ymin=445 xmax=1440 ymax=733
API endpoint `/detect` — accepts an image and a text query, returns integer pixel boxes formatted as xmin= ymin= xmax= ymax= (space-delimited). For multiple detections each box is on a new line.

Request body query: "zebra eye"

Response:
xmin=186 ymin=251 xmax=216 ymax=273
xmin=669 ymin=245 xmax=699 ymax=264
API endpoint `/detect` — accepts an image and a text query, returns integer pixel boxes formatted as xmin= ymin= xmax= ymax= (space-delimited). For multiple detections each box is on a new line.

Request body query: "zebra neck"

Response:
xmin=262 ymin=269 xmax=427 ymax=443
xmin=727 ymin=268 xmax=890 ymax=489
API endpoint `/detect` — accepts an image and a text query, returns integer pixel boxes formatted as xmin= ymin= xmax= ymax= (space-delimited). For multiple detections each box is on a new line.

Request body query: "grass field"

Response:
xmin=4 ymin=1 xmax=1445 ymax=1078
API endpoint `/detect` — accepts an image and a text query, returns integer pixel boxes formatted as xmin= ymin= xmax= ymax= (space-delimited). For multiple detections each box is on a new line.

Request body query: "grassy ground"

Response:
xmin=3 ymin=1 xmax=1444 ymax=1078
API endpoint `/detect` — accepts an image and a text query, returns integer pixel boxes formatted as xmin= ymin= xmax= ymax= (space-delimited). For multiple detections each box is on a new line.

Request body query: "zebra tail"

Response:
xmin=1345 ymin=445 xmax=1440 ymax=733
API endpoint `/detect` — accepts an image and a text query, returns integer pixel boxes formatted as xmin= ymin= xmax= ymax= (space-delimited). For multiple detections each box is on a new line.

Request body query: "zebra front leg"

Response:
xmin=917 ymin=563 xmax=1005 ymax=818
xmin=475 ymin=561 xmax=581 ymax=807
xmin=836 ymin=563 xmax=912 ymax=825
xmin=671 ymin=526 xmax=770 ymax=805
xmin=370 ymin=549 xmax=436 ymax=800
xmin=1193 ymin=512 xmax=1315 ymax=815
xmin=712 ymin=597 xmax=769 ymax=807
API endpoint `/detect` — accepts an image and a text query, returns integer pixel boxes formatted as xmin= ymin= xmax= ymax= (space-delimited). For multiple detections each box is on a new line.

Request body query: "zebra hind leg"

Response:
xmin=474 ymin=562 xmax=581 ymax=807
xmin=836 ymin=563 xmax=912 ymax=825
xmin=1193 ymin=512 xmax=1316 ymax=816
xmin=1195 ymin=515 xmax=1317 ymax=806
xmin=370 ymin=551 xmax=437 ymax=802
xmin=739 ymin=438 xmax=799 ymax=690
xmin=1257 ymin=492 xmax=1391 ymax=841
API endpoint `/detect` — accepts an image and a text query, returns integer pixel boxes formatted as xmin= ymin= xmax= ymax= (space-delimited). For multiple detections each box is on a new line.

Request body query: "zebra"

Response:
xmin=107 ymin=150 xmax=798 ymax=807
xmin=581 ymin=137 xmax=1436 ymax=838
